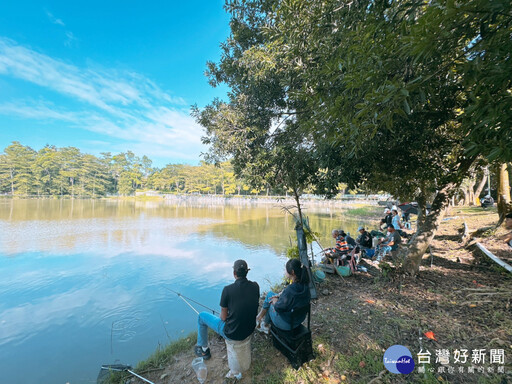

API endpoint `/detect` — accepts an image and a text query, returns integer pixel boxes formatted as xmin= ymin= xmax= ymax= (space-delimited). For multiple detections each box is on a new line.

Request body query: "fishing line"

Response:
xmin=159 ymin=314 xmax=171 ymax=341
xmin=165 ymin=287 xmax=219 ymax=315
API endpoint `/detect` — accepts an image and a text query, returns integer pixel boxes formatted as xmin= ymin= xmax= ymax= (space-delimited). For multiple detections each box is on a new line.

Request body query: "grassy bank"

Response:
xmin=110 ymin=207 xmax=511 ymax=384
xmin=339 ymin=205 xmax=383 ymax=220
xmin=101 ymin=333 xmax=198 ymax=383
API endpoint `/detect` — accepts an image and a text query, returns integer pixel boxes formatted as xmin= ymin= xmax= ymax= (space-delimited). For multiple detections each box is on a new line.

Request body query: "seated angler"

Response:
xmin=323 ymin=230 xmax=341 ymax=262
xmin=356 ymin=226 xmax=373 ymax=250
xmin=391 ymin=209 xmax=407 ymax=237
xmin=380 ymin=208 xmax=393 ymax=229
xmin=324 ymin=229 xmax=350 ymax=266
xmin=340 ymin=230 xmax=356 ymax=248
xmin=374 ymin=224 xmax=401 ymax=262
xmin=255 ymin=258 xmax=311 ymax=333
xmin=194 ymin=259 xmax=259 ymax=361
xmin=339 ymin=229 xmax=359 ymax=266
xmin=401 ymin=210 xmax=412 ymax=229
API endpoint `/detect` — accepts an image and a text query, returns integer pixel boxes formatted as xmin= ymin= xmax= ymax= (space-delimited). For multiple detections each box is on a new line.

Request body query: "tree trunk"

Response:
xmin=461 ymin=188 xmax=469 ymax=206
xmin=467 ymin=173 xmax=476 ymax=206
xmin=403 ymin=156 xmax=477 ymax=275
xmin=295 ymin=225 xmax=317 ymax=299
xmin=403 ymin=183 xmax=454 ymax=275
xmin=92 ymin=177 xmax=96 ymax=198
xmin=415 ymin=192 xmax=427 ymax=230
xmin=10 ymin=168 xmax=14 ymax=195
xmin=473 ymin=170 xmax=487 ymax=205
xmin=292 ymin=187 xmax=303 ymax=225
xmin=496 ymin=163 xmax=512 ymax=226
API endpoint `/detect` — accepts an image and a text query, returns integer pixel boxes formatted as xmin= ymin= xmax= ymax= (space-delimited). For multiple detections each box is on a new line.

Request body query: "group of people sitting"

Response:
xmin=192 ymin=210 xmax=511 ymax=379
xmin=322 ymin=208 xmax=408 ymax=269
xmin=371 ymin=207 xmax=408 ymax=261
xmin=380 ymin=207 xmax=410 ymax=236
xmin=194 ymin=258 xmax=311 ymax=378
xmin=322 ymin=229 xmax=358 ymax=269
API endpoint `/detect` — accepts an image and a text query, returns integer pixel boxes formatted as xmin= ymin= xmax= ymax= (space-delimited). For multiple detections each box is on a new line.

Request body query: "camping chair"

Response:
xmin=269 ymin=304 xmax=315 ymax=369
xmin=319 ymin=250 xmax=342 ymax=273
xmin=346 ymin=247 xmax=358 ymax=273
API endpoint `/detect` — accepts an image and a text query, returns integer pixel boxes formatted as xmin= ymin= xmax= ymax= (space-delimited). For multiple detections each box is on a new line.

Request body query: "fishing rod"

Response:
xmin=99 ymin=364 xmax=155 ymax=384
xmin=165 ymin=287 xmax=219 ymax=315
xmin=100 ymin=290 xmax=214 ymax=384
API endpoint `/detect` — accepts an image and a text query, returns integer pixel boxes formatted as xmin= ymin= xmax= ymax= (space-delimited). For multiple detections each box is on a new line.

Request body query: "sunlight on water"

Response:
xmin=0 ymin=199 xmax=361 ymax=384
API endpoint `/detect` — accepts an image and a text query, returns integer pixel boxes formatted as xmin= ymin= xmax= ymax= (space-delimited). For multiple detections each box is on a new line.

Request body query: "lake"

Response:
xmin=0 ymin=198 xmax=364 ymax=384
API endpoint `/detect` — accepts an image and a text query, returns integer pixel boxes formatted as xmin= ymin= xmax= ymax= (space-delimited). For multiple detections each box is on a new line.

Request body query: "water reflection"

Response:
xmin=0 ymin=199 xmax=362 ymax=384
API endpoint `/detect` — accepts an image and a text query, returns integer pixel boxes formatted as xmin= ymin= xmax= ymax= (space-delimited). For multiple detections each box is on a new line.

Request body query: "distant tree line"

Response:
xmin=0 ymin=141 xmax=283 ymax=197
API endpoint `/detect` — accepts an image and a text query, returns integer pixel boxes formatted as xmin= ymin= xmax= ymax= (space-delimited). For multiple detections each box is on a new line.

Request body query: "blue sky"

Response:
xmin=0 ymin=1 xmax=231 ymax=167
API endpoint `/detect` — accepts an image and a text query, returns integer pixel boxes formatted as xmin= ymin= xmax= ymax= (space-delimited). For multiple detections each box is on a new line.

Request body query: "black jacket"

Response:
xmin=274 ymin=282 xmax=311 ymax=328
xmin=357 ymin=231 xmax=373 ymax=248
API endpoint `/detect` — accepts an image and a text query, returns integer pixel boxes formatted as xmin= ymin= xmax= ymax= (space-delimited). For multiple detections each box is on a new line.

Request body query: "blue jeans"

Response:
xmin=262 ymin=291 xmax=291 ymax=331
xmin=376 ymin=245 xmax=396 ymax=261
xmin=196 ymin=312 xmax=228 ymax=347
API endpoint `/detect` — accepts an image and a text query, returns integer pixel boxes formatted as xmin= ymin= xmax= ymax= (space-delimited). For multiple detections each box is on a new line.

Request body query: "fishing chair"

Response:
xmin=341 ymin=247 xmax=358 ymax=273
xmin=269 ymin=304 xmax=315 ymax=369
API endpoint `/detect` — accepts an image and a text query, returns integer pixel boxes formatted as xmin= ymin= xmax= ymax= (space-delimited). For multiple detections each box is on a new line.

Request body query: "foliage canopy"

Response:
xmin=194 ymin=0 xmax=512 ymax=273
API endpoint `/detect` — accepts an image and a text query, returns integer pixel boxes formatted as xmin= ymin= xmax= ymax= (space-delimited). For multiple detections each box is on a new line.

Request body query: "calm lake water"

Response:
xmin=0 ymin=199 xmax=363 ymax=384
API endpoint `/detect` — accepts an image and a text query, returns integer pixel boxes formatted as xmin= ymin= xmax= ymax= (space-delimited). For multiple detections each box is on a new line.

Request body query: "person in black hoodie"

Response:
xmin=356 ymin=226 xmax=373 ymax=249
xmin=380 ymin=208 xmax=393 ymax=229
xmin=339 ymin=230 xmax=356 ymax=248
xmin=255 ymin=258 xmax=311 ymax=333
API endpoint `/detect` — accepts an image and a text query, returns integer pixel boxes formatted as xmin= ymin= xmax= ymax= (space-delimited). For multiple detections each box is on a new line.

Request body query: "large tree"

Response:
xmin=195 ymin=0 xmax=511 ymax=275
xmin=193 ymin=99 xmax=326 ymax=219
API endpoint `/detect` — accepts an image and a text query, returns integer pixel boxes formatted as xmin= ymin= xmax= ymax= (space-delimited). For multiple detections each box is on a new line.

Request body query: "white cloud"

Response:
xmin=45 ymin=10 xmax=78 ymax=47
xmin=45 ymin=10 xmax=65 ymax=26
xmin=64 ymin=31 xmax=77 ymax=47
xmin=0 ymin=37 xmax=208 ymax=164
xmin=0 ymin=102 xmax=80 ymax=122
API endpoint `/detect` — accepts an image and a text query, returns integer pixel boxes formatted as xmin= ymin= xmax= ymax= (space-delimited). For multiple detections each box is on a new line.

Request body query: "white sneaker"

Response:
xmin=226 ymin=370 xmax=242 ymax=379
xmin=256 ymin=320 xmax=270 ymax=335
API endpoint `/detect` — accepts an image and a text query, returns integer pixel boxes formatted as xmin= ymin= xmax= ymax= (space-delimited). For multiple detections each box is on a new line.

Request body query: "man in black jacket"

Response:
xmin=380 ymin=208 xmax=393 ymax=229
xmin=356 ymin=226 xmax=373 ymax=249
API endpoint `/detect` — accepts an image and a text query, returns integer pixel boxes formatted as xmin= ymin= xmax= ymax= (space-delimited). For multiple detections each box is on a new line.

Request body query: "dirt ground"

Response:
xmin=126 ymin=207 xmax=511 ymax=384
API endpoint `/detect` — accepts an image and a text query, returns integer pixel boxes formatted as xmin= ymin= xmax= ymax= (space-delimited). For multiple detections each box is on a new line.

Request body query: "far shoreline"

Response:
xmin=1 ymin=192 xmax=388 ymax=208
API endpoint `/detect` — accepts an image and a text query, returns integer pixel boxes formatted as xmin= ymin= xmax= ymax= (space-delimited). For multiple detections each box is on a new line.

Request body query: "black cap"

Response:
xmin=233 ymin=259 xmax=249 ymax=273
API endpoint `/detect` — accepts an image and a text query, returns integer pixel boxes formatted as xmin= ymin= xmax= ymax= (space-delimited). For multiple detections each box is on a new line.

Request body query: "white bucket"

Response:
xmin=225 ymin=335 xmax=252 ymax=374
xmin=372 ymin=237 xmax=380 ymax=249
